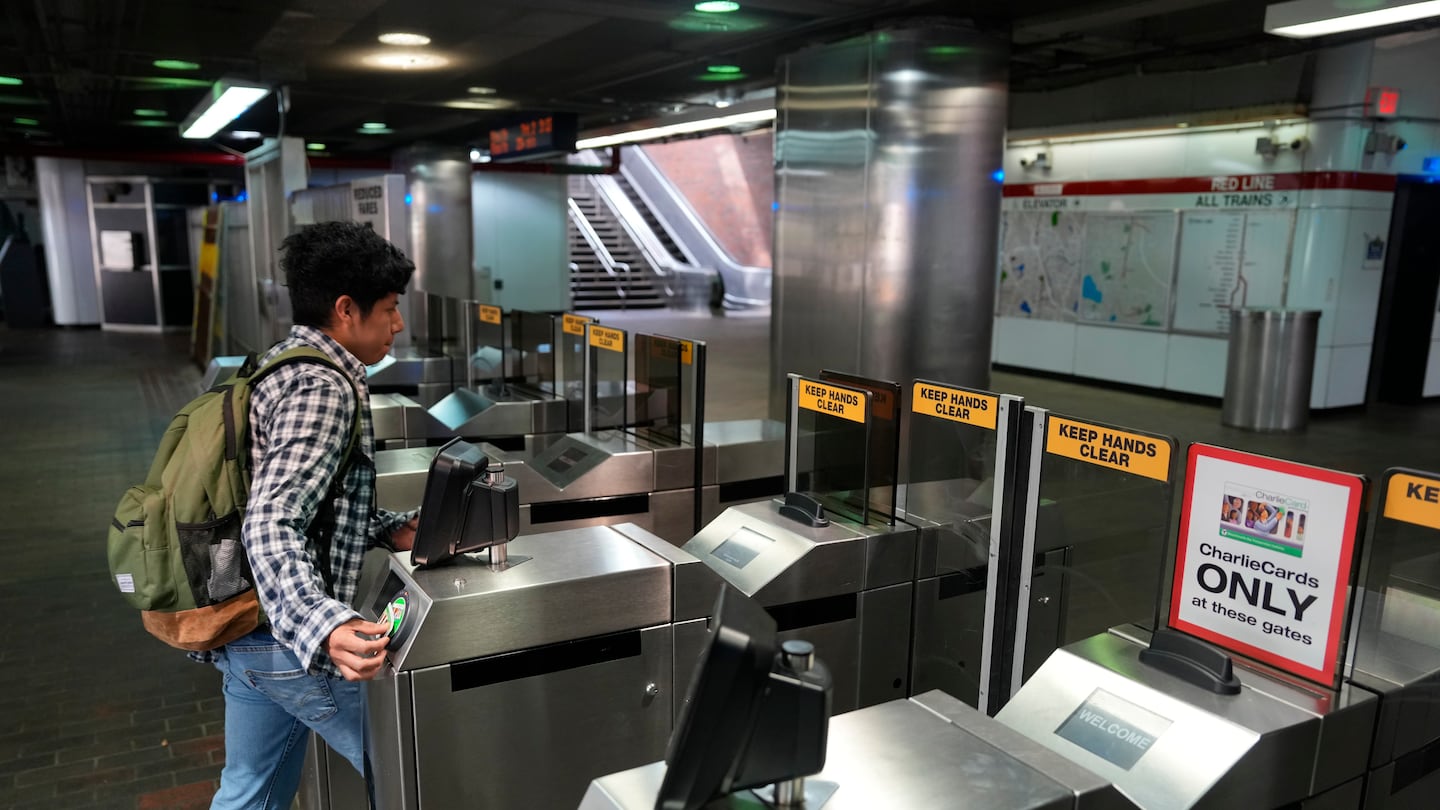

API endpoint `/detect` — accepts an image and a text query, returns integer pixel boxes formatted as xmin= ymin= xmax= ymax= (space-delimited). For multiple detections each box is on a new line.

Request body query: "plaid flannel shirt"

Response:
xmin=192 ymin=326 xmax=416 ymax=677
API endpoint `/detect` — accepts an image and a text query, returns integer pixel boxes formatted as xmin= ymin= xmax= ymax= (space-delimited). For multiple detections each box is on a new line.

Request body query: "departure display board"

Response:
xmin=488 ymin=113 xmax=578 ymax=161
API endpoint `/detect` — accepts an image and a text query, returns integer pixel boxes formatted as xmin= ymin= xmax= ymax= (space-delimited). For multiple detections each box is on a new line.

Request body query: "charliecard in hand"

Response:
xmin=1219 ymin=484 xmax=1309 ymax=558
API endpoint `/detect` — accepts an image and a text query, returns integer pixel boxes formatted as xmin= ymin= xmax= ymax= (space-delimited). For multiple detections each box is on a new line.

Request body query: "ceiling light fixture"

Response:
xmin=443 ymin=98 xmax=514 ymax=110
xmin=694 ymin=1 xmax=741 ymax=11
xmin=14 ymin=117 xmax=39 ymax=126
xmin=362 ymin=51 xmax=449 ymax=70
xmin=228 ymin=130 xmax=262 ymax=139
xmin=378 ymin=32 xmax=432 ymax=46
xmin=0 ymin=76 xmax=21 ymax=86
xmin=180 ymin=80 xmax=271 ymax=139
xmin=307 ymin=142 xmax=327 ymax=151
xmin=127 ymin=120 xmax=171 ymax=128
xmin=361 ymin=121 xmax=388 ymax=130
xmin=470 ymin=148 xmax=483 ymax=162
xmin=577 ymin=107 xmax=776 ymax=149
xmin=706 ymin=64 xmax=742 ymax=74
xmin=468 ymin=86 xmax=498 ymax=95
xmin=358 ymin=125 xmax=394 ymax=135
xmin=154 ymin=59 xmax=201 ymax=71
xmin=1265 ymin=0 xmax=1440 ymax=38
xmin=133 ymin=108 xmax=167 ymax=117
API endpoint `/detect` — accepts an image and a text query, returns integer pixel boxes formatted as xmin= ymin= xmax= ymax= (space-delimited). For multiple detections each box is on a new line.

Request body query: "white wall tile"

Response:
xmin=1426 ymin=341 xmax=1440 ymax=398
xmin=1165 ymin=335 xmax=1228 ymax=397
xmin=1073 ymin=326 xmax=1168 ymax=387
xmin=994 ymin=317 xmax=1078 ymax=374
xmin=1332 ymin=209 xmax=1392 ymax=347
xmin=1311 ymin=346 xmax=1332 ymax=409
xmin=1288 ymin=209 xmax=1347 ymax=347
xmin=1325 ymin=345 xmax=1371 ymax=407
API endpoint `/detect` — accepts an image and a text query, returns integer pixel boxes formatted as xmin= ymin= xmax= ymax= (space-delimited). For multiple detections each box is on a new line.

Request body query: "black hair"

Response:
xmin=280 ymin=221 xmax=415 ymax=328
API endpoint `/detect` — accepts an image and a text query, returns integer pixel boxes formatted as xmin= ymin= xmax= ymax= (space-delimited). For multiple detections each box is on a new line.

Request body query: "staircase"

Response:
xmin=567 ymin=177 xmax=666 ymax=310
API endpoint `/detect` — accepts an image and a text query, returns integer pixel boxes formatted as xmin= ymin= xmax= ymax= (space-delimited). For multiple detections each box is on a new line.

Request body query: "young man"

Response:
xmin=207 ymin=221 xmax=419 ymax=810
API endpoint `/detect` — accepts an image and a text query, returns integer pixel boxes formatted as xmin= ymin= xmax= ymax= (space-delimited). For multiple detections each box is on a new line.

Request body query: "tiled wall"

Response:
xmin=641 ymin=132 xmax=774 ymax=268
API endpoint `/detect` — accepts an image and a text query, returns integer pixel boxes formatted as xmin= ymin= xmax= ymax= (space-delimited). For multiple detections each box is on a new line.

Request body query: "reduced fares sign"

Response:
xmin=1169 ymin=444 xmax=1365 ymax=686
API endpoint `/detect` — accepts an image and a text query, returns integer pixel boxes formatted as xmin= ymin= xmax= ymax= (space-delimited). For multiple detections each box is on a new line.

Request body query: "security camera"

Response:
xmin=1019 ymin=151 xmax=1051 ymax=171
xmin=1288 ymin=137 xmax=1309 ymax=153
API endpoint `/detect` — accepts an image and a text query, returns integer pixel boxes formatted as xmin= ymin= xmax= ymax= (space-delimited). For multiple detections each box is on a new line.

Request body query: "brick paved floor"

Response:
xmin=0 ymin=325 xmax=221 ymax=810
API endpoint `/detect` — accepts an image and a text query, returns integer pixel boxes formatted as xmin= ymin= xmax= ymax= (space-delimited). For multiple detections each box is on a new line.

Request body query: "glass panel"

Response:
xmin=820 ymin=371 xmax=900 ymax=524
xmin=509 ymin=311 xmax=556 ymax=392
xmin=1349 ymin=468 xmax=1440 ymax=689
xmin=1025 ymin=412 xmax=1176 ymax=682
xmin=587 ymin=324 xmax=628 ymax=431
xmin=465 ymin=302 xmax=506 ymax=394
xmin=903 ymin=380 xmax=1015 ymax=709
xmin=630 ymin=334 xmax=684 ymax=445
xmin=559 ymin=313 xmax=593 ymax=432
xmin=790 ymin=375 xmax=871 ymax=525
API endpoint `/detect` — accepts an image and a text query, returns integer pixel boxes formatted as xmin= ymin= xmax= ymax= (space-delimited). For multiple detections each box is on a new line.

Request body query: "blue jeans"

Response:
xmin=210 ymin=629 xmax=367 ymax=810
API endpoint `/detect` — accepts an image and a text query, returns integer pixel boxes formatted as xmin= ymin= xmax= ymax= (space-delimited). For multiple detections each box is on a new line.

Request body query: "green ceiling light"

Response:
xmin=14 ymin=117 xmax=39 ymax=126
xmin=694 ymin=1 xmax=740 ymax=11
xmin=126 ymin=119 xmax=171 ymax=128
xmin=130 ymin=76 xmax=213 ymax=89
xmin=927 ymin=45 xmax=969 ymax=56
xmin=361 ymin=121 xmax=388 ymax=130
xmin=307 ymin=142 xmax=327 ymax=151
xmin=0 ymin=76 xmax=22 ymax=86
xmin=706 ymin=64 xmax=742 ymax=74
xmin=358 ymin=125 xmax=393 ymax=135
xmin=133 ymin=108 xmax=167 ymax=117
xmin=153 ymin=59 xmax=201 ymax=71
xmin=699 ymin=71 xmax=747 ymax=82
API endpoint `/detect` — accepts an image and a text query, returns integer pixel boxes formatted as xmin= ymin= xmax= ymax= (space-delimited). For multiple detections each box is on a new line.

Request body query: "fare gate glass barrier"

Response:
xmin=902 ymin=379 xmax=1024 ymax=714
xmin=1012 ymin=408 xmax=1178 ymax=694
xmin=1349 ymin=467 xmax=1440 ymax=687
xmin=585 ymin=323 xmax=628 ymax=432
xmin=786 ymin=374 xmax=873 ymax=526
xmin=465 ymin=302 xmax=507 ymax=393
xmin=819 ymin=371 xmax=901 ymax=525
xmin=560 ymin=313 xmax=594 ymax=432
xmin=630 ymin=334 xmax=684 ymax=445
xmin=508 ymin=311 xmax=556 ymax=392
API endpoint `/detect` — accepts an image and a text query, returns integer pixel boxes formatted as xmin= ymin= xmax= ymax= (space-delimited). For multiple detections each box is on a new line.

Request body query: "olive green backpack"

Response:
xmin=107 ymin=348 xmax=360 ymax=651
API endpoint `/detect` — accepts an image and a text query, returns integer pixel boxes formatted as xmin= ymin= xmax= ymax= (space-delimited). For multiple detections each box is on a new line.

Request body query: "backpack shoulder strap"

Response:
xmin=248 ymin=347 xmax=364 ymax=472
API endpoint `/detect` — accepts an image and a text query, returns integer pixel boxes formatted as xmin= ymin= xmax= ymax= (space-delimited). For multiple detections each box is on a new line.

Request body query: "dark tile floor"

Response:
xmin=2 ymin=311 xmax=1437 ymax=809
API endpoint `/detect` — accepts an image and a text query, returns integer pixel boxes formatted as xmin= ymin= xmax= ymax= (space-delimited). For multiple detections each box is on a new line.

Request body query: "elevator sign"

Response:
xmin=1169 ymin=444 xmax=1365 ymax=687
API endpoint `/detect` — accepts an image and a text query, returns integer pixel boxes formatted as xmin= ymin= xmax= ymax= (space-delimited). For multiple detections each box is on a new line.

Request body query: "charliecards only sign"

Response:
xmin=1168 ymin=444 xmax=1366 ymax=686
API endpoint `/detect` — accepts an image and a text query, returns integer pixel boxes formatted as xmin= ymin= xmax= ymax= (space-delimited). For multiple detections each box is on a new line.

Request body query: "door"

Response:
xmin=1370 ymin=179 xmax=1440 ymax=404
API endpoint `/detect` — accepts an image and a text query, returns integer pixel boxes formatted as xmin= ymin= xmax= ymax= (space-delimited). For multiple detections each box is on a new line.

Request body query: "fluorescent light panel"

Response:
xmin=181 ymin=83 xmax=270 ymax=139
xmin=577 ymin=108 xmax=776 ymax=149
xmin=1266 ymin=0 xmax=1440 ymax=38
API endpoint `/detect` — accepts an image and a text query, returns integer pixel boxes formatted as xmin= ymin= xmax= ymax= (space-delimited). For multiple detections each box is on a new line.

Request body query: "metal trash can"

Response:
xmin=1222 ymin=308 xmax=1321 ymax=432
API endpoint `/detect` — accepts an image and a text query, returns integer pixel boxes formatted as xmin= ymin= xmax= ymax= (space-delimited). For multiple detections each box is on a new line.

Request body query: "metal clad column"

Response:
xmin=399 ymin=147 xmax=473 ymax=348
xmin=772 ymin=25 xmax=1007 ymax=416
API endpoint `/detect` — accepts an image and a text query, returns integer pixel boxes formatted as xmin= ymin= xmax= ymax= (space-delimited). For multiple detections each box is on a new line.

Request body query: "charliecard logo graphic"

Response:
xmin=1218 ymin=483 xmax=1309 ymax=558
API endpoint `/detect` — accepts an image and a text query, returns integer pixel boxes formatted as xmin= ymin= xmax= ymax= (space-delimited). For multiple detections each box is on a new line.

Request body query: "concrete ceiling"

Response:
xmin=0 ymin=0 xmax=1434 ymax=157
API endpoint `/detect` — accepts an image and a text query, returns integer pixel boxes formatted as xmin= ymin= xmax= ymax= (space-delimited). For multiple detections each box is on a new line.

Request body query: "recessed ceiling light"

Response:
xmin=442 ymin=98 xmax=515 ymax=110
xmin=126 ymin=120 xmax=171 ymax=128
xmin=694 ymin=1 xmax=740 ymax=11
xmin=307 ymin=142 xmax=327 ymax=151
xmin=131 ymin=76 xmax=213 ymax=89
xmin=228 ymin=130 xmax=263 ymax=139
xmin=470 ymin=148 xmax=483 ymax=162
xmin=14 ymin=117 xmax=39 ymax=126
xmin=133 ymin=108 xmax=167 ymax=117
xmin=378 ymin=32 xmax=432 ymax=46
xmin=699 ymin=71 xmax=747 ymax=82
xmin=361 ymin=122 xmax=388 ymax=130
xmin=0 ymin=76 xmax=21 ymax=86
xmin=361 ymin=51 xmax=449 ymax=70
xmin=467 ymin=86 xmax=497 ymax=95
xmin=153 ymin=59 xmax=200 ymax=71
xmin=706 ymin=64 xmax=742 ymax=74
xmin=358 ymin=124 xmax=394 ymax=135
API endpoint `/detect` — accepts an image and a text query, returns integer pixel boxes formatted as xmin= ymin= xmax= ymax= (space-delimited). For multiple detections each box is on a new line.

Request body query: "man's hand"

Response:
xmin=325 ymin=618 xmax=392 ymax=681
xmin=390 ymin=516 xmax=419 ymax=552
